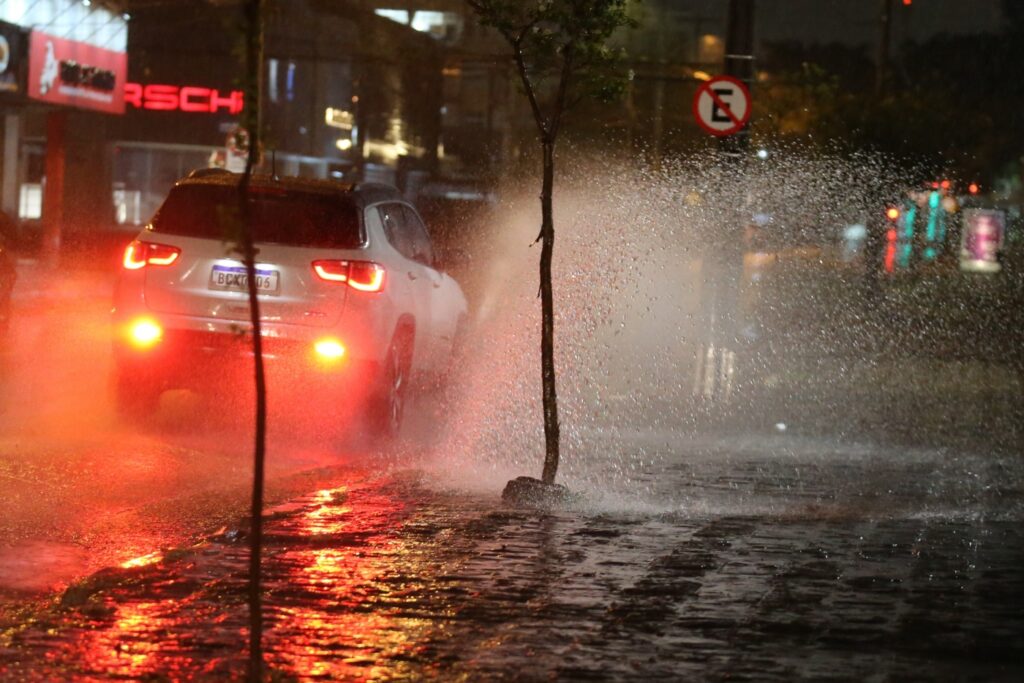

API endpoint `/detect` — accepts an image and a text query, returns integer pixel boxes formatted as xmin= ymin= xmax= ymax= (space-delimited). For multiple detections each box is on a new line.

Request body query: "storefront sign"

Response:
xmin=27 ymin=30 xmax=126 ymax=113
xmin=960 ymin=209 xmax=1005 ymax=273
xmin=124 ymin=83 xmax=244 ymax=114
xmin=0 ymin=21 xmax=26 ymax=95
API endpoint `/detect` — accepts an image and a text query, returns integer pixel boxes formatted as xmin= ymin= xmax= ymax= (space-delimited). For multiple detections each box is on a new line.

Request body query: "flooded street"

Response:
xmin=1 ymin=437 xmax=1022 ymax=681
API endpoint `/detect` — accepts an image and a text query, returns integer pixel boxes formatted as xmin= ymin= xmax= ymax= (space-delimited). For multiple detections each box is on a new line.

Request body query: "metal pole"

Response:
xmin=722 ymin=0 xmax=755 ymax=155
xmin=700 ymin=0 xmax=755 ymax=405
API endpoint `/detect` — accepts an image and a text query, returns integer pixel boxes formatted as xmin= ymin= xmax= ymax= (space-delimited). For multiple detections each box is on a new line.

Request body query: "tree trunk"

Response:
xmin=239 ymin=1 xmax=266 ymax=680
xmin=539 ymin=139 xmax=561 ymax=485
xmin=241 ymin=169 xmax=267 ymax=683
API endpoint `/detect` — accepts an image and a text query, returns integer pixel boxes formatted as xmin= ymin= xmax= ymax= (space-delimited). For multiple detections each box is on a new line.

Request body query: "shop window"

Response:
xmin=113 ymin=183 xmax=142 ymax=225
xmin=268 ymin=59 xmax=279 ymax=103
xmin=286 ymin=62 xmax=296 ymax=102
xmin=19 ymin=184 xmax=42 ymax=220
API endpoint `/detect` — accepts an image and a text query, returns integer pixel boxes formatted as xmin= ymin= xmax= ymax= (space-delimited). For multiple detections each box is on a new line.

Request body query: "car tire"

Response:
xmin=113 ymin=369 xmax=162 ymax=419
xmin=368 ymin=334 xmax=410 ymax=441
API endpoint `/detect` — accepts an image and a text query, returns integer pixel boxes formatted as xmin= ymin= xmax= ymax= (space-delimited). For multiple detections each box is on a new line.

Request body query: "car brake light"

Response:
xmin=312 ymin=260 xmax=348 ymax=282
xmin=123 ymin=242 xmax=147 ymax=270
xmin=348 ymin=262 xmax=386 ymax=292
xmin=128 ymin=318 xmax=163 ymax=348
xmin=123 ymin=240 xmax=181 ymax=270
xmin=148 ymin=246 xmax=180 ymax=266
xmin=312 ymin=260 xmax=385 ymax=292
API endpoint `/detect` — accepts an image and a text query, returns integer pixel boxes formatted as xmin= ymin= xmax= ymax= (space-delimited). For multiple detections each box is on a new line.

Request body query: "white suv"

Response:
xmin=112 ymin=171 xmax=468 ymax=436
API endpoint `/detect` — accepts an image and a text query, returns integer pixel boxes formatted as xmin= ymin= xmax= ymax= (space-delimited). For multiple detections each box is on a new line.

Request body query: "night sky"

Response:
xmin=755 ymin=0 xmax=1005 ymax=48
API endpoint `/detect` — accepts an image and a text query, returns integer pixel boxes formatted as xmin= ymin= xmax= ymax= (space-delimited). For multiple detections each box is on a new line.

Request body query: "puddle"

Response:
xmin=0 ymin=540 xmax=88 ymax=594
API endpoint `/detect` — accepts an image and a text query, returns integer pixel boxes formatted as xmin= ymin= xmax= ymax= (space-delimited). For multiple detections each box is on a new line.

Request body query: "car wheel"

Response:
xmin=369 ymin=336 xmax=409 ymax=440
xmin=113 ymin=369 xmax=162 ymax=419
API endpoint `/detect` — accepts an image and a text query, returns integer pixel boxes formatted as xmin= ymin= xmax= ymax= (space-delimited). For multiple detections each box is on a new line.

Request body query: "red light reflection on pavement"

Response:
xmin=3 ymin=476 xmax=450 ymax=681
xmin=262 ymin=486 xmax=439 ymax=680
xmin=51 ymin=600 xmax=197 ymax=680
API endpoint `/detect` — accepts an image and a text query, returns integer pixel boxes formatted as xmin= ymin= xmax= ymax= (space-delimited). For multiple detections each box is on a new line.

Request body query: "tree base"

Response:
xmin=502 ymin=476 xmax=573 ymax=508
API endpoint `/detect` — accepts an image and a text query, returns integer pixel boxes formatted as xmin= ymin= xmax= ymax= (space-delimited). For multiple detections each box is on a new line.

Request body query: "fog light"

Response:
xmin=129 ymin=318 xmax=162 ymax=347
xmin=314 ymin=338 xmax=346 ymax=360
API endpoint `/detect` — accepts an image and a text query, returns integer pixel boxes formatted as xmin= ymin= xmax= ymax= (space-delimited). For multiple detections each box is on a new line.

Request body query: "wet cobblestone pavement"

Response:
xmin=1 ymin=435 xmax=1023 ymax=682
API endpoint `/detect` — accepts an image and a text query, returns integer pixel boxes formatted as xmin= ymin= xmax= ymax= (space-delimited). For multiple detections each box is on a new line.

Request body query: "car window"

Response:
xmin=364 ymin=203 xmax=385 ymax=239
xmin=378 ymin=203 xmax=415 ymax=260
xmin=401 ymin=204 xmax=436 ymax=268
xmin=151 ymin=184 xmax=363 ymax=248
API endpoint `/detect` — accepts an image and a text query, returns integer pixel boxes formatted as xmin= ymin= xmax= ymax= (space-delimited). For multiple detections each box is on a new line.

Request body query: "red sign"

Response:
xmin=125 ymin=83 xmax=244 ymax=114
xmin=27 ymin=30 xmax=126 ymax=114
xmin=692 ymin=76 xmax=751 ymax=137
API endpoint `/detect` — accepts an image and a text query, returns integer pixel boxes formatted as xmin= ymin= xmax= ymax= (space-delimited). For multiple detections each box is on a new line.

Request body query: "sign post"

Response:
xmin=690 ymin=0 xmax=756 ymax=407
xmin=690 ymin=75 xmax=752 ymax=405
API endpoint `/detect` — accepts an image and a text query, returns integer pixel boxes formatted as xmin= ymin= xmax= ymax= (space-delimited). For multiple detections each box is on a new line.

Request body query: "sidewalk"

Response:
xmin=1 ymin=458 xmax=1022 ymax=681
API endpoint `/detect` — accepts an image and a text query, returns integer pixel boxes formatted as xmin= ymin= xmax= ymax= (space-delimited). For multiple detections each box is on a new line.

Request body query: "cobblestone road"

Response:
xmin=2 ymin=437 xmax=1022 ymax=681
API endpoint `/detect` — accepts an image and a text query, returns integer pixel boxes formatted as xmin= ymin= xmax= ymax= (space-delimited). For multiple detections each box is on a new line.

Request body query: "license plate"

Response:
xmin=209 ymin=265 xmax=280 ymax=294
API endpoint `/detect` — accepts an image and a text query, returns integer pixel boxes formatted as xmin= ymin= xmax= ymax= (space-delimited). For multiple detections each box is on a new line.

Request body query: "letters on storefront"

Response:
xmin=125 ymin=83 xmax=244 ymax=114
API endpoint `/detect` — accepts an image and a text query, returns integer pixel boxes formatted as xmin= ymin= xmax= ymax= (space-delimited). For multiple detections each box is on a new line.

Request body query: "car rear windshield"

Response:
xmin=151 ymin=184 xmax=364 ymax=248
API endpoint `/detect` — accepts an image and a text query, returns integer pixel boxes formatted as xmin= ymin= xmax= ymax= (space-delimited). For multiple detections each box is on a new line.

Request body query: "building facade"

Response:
xmin=2 ymin=0 xmax=448 ymax=253
xmin=0 ymin=0 xmax=129 ymax=254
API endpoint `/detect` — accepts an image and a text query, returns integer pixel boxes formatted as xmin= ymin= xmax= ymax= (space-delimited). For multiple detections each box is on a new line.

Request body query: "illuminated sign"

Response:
xmin=28 ymin=30 xmax=126 ymax=113
xmin=0 ymin=21 xmax=26 ymax=95
xmin=325 ymin=107 xmax=354 ymax=130
xmin=960 ymin=209 xmax=1005 ymax=274
xmin=125 ymin=83 xmax=244 ymax=114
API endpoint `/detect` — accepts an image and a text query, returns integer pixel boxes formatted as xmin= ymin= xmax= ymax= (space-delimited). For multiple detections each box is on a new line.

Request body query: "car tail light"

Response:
xmin=314 ymin=338 xmax=346 ymax=360
xmin=123 ymin=240 xmax=181 ymax=270
xmin=312 ymin=260 xmax=385 ymax=292
xmin=128 ymin=317 xmax=163 ymax=348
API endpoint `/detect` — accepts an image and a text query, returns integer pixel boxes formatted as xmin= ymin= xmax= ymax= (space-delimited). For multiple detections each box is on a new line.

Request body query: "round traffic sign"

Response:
xmin=692 ymin=76 xmax=751 ymax=137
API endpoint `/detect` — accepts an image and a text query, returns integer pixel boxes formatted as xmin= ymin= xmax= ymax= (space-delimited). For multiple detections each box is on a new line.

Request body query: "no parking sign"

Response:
xmin=692 ymin=76 xmax=751 ymax=137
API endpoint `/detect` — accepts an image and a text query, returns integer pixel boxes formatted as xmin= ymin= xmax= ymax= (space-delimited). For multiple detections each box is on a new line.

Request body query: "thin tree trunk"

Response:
xmin=539 ymin=139 xmax=561 ymax=485
xmin=239 ymin=1 xmax=266 ymax=680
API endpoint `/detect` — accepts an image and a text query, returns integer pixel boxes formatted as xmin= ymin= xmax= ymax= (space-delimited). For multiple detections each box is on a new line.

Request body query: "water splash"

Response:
xmin=421 ymin=147 xmax=1022 ymax=515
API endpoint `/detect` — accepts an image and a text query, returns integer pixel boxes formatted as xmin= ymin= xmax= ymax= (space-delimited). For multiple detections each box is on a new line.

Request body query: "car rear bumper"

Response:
xmin=112 ymin=323 xmax=383 ymax=397
xmin=111 ymin=299 xmax=392 ymax=361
